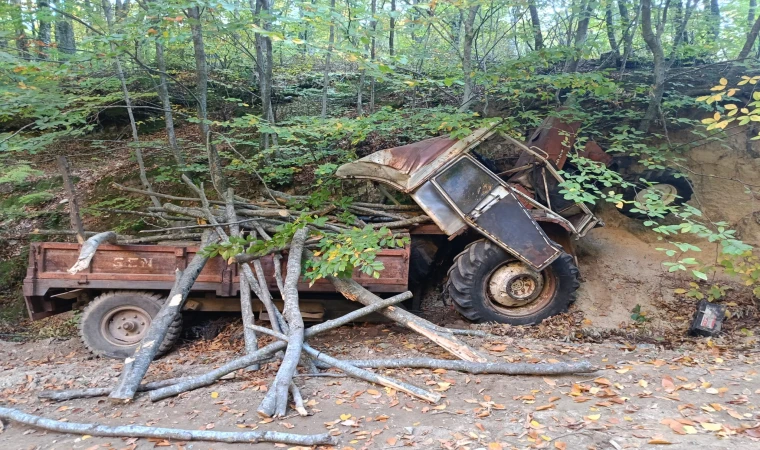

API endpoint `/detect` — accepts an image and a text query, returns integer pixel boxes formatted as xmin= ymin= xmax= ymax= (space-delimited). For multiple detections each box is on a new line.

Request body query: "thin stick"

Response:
xmin=339 ymin=358 xmax=597 ymax=375
xmin=38 ymin=377 xmax=190 ymax=402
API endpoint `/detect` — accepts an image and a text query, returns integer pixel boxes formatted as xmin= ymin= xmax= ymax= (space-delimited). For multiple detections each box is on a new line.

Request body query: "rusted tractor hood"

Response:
xmin=335 ymin=127 xmax=497 ymax=192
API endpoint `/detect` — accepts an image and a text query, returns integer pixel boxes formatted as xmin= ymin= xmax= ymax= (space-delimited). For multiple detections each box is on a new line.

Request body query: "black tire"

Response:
xmin=620 ymin=168 xmax=693 ymax=220
xmin=446 ymin=239 xmax=579 ymax=325
xmin=80 ymin=291 xmax=182 ymax=359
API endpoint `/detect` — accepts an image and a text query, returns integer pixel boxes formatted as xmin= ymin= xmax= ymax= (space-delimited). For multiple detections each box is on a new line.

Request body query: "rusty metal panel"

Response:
xmin=473 ymin=195 xmax=561 ymax=270
xmin=411 ymin=181 xmax=466 ymax=236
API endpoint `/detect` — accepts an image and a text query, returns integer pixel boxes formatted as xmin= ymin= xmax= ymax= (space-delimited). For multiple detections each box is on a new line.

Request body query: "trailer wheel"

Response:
xmin=621 ymin=168 xmax=693 ymax=219
xmin=446 ymin=239 xmax=579 ymax=325
xmin=80 ymin=291 xmax=182 ymax=359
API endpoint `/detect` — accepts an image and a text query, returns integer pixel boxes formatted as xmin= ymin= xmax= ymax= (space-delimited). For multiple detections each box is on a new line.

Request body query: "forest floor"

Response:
xmin=1 ymin=311 xmax=760 ymax=450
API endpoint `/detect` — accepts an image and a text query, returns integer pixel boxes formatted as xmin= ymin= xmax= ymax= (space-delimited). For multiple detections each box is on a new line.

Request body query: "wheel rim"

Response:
xmin=484 ymin=260 xmax=557 ymax=317
xmin=101 ymin=306 xmax=152 ymax=347
xmin=634 ymin=183 xmax=678 ymax=209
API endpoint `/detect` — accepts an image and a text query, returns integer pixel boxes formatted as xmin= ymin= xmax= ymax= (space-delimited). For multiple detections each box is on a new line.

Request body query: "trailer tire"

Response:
xmin=80 ymin=291 xmax=182 ymax=359
xmin=446 ymin=239 xmax=579 ymax=325
xmin=620 ymin=168 xmax=693 ymax=219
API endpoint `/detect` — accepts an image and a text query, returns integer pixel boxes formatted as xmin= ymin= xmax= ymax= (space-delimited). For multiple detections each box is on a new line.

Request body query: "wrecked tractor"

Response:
xmin=336 ymin=122 xmax=602 ymax=325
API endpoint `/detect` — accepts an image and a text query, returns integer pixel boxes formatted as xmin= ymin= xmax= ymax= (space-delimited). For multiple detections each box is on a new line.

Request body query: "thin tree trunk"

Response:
xmin=251 ymin=0 xmax=276 ymax=150
xmin=739 ymin=14 xmax=760 ymax=60
xmin=11 ymin=0 xmax=29 ymax=57
xmin=459 ymin=5 xmax=480 ymax=112
xmin=369 ymin=0 xmax=377 ymax=112
xmin=639 ymin=0 xmax=665 ymax=132
xmin=321 ymin=0 xmax=336 ymax=119
xmin=155 ymin=39 xmax=184 ymax=166
xmin=604 ymin=0 xmax=620 ymax=63
xmin=57 ymin=156 xmax=85 ymax=244
xmin=389 ymin=0 xmax=396 ymax=56
xmin=618 ymin=0 xmax=633 ymax=67
xmin=564 ymin=0 xmax=594 ymax=73
xmin=186 ymin=6 xmax=227 ymax=196
xmin=54 ymin=0 xmax=76 ymax=56
xmin=528 ymin=1 xmax=543 ymax=50
xmin=102 ymin=0 xmax=160 ymax=208
xmin=709 ymin=0 xmax=720 ymax=40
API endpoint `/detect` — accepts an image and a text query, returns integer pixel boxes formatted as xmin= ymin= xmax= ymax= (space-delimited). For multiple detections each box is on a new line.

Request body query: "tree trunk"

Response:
xmin=528 ymin=1 xmax=543 ymax=51
xmin=709 ymin=0 xmax=720 ymax=40
xmin=604 ymin=0 xmax=620 ymax=63
xmin=54 ymin=0 xmax=76 ymax=56
xmin=11 ymin=0 xmax=29 ymax=57
xmin=154 ymin=38 xmax=184 ymax=166
xmin=638 ymin=0 xmax=665 ymax=132
xmin=369 ymin=0 xmax=377 ymax=112
xmin=37 ymin=1 xmax=51 ymax=58
xmin=186 ymin=6 xmax=227 ymax=196
xmin=251 ymin=0 xmax=276 ymax=150
xmin=389 ymin=0 xmax=396 ymax=56
xmin=102 ymin=0 xmax=161 ymax=208
xmin=739 ymin=14 xmax=760 ymax=60
xmin=57 ymin=156 xmax=85 ymax=244
xmin=321 ymin=0 xmax=336 ymax=119
xmin=459 ymin=5 xmax=480 ymax=112
xmin=618 ymin=0 xmax=633 ymax=67
xmin=564 ymin=0 xmax=594 ymax=73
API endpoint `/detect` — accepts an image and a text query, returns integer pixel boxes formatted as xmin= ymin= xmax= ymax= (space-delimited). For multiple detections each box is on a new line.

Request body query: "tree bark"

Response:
xmin=339 ymin=358 xmax=596 ymax=374
xmin=321 ymin=0 xmax=336 ymax=119
xmin=0 ymin=407 xmax=335 ymax=446
xmin=251 ymin=0 xmax=276 ymax=149
xmin=57 ymin=156 xmax=85 ymax=244
xmin=528 ymin=1 xmax=543 ymax=51
xmin=54 ymin=0 xmax=76 ymax=55
xmin=257 ymin=227 xmax=308 ymax=417
xmin=369 ymin=0 xmax=377 ymax=112
xmin=109 ymin=232 xmax=217 ymax=402
xmin=155 ymin=38 xmax=184 ymax=166
xmin=389 ymin=0 xmax=396 ymax=56
xmin=739 ymin=14 xmax=760 ymax=60
xmin=186 ymin=6 xmax=227 ymax=196
xmin=639 ymin=0 xmax=667 ymax=132
xmin=149 ymin=292 xmax=412 ymax=401
xmin=604 ymin=0 xmax=620 ymax=63
xmin=459 ymin=5 xmax=480 ymax=112
xmin=37 ymin=1 xmax=51 ymax=58
xmin=39 ymin=377 xmax=189 ymax=402
xmin=709 ymin=0 xmax=720 ymax=40
xmin=67 ymin=231 xmax=117 ymax=274
xmin=564 ymin=0 xmax=594 ymax=73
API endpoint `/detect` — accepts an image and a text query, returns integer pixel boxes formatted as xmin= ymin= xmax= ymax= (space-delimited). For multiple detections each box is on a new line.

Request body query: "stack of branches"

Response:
xmin=2 ymin=178 xmax=597 ymax=447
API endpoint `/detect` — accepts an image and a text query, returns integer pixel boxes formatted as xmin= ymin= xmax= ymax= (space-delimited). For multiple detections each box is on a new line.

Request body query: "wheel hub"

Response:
xmin=634 ymin=183 xmax=678 ymax=209
xmin=102 ymin=307 xmax=151 ymax=346
xmin=488 ymin=262 xmax=544 ymax=307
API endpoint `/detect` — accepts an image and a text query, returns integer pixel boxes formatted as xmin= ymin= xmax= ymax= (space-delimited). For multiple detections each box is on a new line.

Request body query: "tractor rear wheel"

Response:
xmin=80 ymin=291 xmax=182 ymax=359
xmin=446 ymin=239 xmax=579 ymax=325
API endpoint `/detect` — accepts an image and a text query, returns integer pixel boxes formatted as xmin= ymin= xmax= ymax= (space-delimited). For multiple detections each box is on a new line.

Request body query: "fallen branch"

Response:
xmin=0 ymin=406 xmax=335 ymax=446
xmin=150 ymin=291 xmax=412 ymax=401
xmin=38 ymin=377 xmax=189 ymax=402
xmin=370 ymin=215 xmax=431 ymax=229
xmin=109 ymin=232 xmax=218 ymax=403
xmin=339 ymin=359 xmax=597 ymax=375
xmin=67 ymin=231 xmax=118 ymax=274
xmin=257 ymin=227 xmax=309 ymax=418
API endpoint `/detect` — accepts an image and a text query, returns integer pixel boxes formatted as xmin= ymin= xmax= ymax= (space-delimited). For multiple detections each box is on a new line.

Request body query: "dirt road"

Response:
xmin=1 ymin=322 xmax=759 ymax=450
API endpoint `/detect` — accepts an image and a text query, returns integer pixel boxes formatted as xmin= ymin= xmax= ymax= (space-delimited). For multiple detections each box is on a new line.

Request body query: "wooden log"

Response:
xmin=301 ymin=344 xmax=441 ymax=403
xmin=57 ymin=156 xmax=86 ymax=244
xmin=38 ymin=377 xmax=190 ymax=402
xmin=150 ymin=292 xmax=412 ymax=401
xmin=313 ymin=261 xmax=488 ymax=363
xmin=0 ymin=406 xmax=335 ymax=446
xmin=257 ymin=227 xmax=309 ymax=418
xmin=108 ymin=232 xmax=217 ymax=403
xmin=337 ymin=359 xmax=597 ymax=375
xmin=67 ymin=231 xmax=118 ymax=274
xmin=370 ymin=215 xmax=430 ymax=229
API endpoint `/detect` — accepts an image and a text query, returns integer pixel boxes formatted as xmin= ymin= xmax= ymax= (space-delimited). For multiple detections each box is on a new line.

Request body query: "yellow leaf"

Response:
xmin=211 ymin=391 xmax=219 ymax=398
xmin=719 ymin=78 xmax=728 ymax=86
xmin=488 ymin=443 xmax=503 ymax=450
xmin=82 ymin=435 xmax=92 ymax=440
xmin=713 ymin=112 xmax=721 ymax=121
xmin=340 ymin=414 xmax=352 ymax=421
xmin=648 ymin=436 xmax=673 ymax=445
xmin=615 ymin=201 xmax=623 ymax=209
xmin=724 ymin=104 xmax=737 ymax=110
xmin=700 ymin=422 xmax=722 ymax=431
xmin=587 ymin=414 xmax=601 ymax=421
xmin=710 ymin=85 xmax=726 ymax=91
xmin=683 ymin=425 xmax=698 ymax=434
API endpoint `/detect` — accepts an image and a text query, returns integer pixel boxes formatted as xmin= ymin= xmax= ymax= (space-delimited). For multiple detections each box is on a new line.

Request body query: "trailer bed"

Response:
xmin=23 ymin=241 xmax=410 ymax=320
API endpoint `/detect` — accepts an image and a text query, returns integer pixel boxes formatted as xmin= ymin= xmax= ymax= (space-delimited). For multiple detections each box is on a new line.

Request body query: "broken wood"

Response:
xmin=257 ymin=227 xmax=309 ymax=417
xmin=370 ymin=215 xmax=430 ymax=229
xmin=109 ymin=232 xmax=218 ymax=403
xmin=0 ymin=406 xmax=335 ymax=446
xmin=38 ymin=377 xmax=189 ymax=402
xmin=338 ymin=358 xmax=596 ymax=375
xmin=149 ymin=291 xmax=412 ymax=401
xmin=57 ymin=156 xmax=86 ymax=244
xmin=67 ymin=231 xmax=118 ymax=274
xmin=314 ymin=261 xmax=488 ymax=363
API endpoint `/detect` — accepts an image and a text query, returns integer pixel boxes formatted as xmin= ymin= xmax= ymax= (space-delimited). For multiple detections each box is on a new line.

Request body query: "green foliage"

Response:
xmin=0 ymin=164 xmax=43 ymax=185
xmin=630 ymin=304 xmax=650 ymax=323
xmin=16 ymin=191 xmax=53 ymax=206
xmin=304 ymin=226 xmax=409 ymax=283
